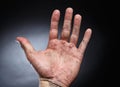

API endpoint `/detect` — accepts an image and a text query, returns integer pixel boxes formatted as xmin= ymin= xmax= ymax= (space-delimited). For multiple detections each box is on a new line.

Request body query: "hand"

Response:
xmin=16 ymin=7 xmax=92 ymax=87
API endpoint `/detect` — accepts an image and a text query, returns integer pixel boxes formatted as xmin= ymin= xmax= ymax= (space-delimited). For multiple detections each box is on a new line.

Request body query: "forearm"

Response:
xmin=39 ymin=78 xmax=61 ymax=87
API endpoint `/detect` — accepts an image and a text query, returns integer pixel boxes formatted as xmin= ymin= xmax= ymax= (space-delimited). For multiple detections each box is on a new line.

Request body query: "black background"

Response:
xmin=0 ymin=0 xmax=115 ymax=87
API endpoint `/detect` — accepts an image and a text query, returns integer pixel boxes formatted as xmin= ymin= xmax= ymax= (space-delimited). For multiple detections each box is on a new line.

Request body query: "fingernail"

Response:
xmin=15 ymin=40 xmax=20 ymax=45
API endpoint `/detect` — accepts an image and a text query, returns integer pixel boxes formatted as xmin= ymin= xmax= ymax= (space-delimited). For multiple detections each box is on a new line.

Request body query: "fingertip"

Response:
xmin=66 ymin=7 xmax=73 ymax=13
xmin=74 ymin=14 xmax=82 ymax=25
xmin=52 ymin=9 xmax=60 ymax=21
xmin=16 ymin=36 xmax=25 ymax=46
xmin=84 ymin=28 xmax=92 ymax=41
xmin=16 ymin=37 xmax=22 ymax=44
xmin=16 ymin=37 xmax=30 ymax=47
xmin=16 ymin=36 xmax=35 ymax=52
xmin=16 ymin=36 xmax=28 ymax=42
xmin=75 ymin=14 xmax=82 ymax=19
xmin=16 ymin=36 xmax=23 ymax=41
xmin=66 ymin=7 xmax=73 ymax=10
xmin=54 ymin=9 xmax=60 ymax=14
xmin=86 ymin=28 xmax=92 ymax=34
xmin=16 ymin=36 xmax=20 ymax=40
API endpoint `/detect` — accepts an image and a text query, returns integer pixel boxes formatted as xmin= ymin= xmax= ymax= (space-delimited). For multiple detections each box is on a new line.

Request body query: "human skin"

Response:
xmin=16 ymin=7 xmax=92 ymax=87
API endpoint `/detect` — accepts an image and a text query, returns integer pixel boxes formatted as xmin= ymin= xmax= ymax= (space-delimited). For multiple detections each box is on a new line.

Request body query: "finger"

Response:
xmin=60 ymin=7 xmax=73 ymax=41
xmin=49 ymin=9 xmax=60 ymax=41
xmin=16 ymin=36 xmax=35 ymax=55
xmin=70 ymin=14 xmax=82 ymax=45
xmin=78 ymin=29 xmax=92 ymax=56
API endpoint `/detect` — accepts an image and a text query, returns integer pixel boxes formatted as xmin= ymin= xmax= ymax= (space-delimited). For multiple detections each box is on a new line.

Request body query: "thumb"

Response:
xmin=16 ymin=36 xmax=35 ymax=55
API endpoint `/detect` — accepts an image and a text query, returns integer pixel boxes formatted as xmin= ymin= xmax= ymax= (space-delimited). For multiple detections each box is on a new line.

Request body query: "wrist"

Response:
xmin=39 ymin=78 xmax=62 ymax=87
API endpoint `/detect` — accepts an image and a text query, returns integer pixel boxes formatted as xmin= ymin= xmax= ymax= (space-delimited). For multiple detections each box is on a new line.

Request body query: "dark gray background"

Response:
xmin=0 ymin=0 xmax=115 ymax=87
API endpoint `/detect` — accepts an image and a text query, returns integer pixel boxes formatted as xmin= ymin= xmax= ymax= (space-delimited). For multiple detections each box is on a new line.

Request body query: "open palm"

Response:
xmin=17 ymin=8 xmax=92 ymax=87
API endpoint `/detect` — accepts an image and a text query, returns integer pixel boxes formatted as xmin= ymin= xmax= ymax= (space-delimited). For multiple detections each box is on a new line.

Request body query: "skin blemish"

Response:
xmin=69 ymin=43 xmax=74 ymax=48
xmin=61 ymin=40 xmax=66 ymax=45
